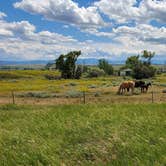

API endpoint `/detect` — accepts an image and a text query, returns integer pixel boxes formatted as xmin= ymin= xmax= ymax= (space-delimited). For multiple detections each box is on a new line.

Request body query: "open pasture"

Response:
xmin=0 ymin=70 xmax=165 ymax=105
xmin=0 ymin=70 xmax=165 ymax=165
xmin=0 ymin=103 xmax=166 ymax=165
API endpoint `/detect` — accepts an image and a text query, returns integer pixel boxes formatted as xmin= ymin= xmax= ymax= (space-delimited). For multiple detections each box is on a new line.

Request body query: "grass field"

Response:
xmin=0 ymin=70 xmax=165 ymax=105
xmin=0 ymin=70 xmax=165 ymax=93
xmin=0 ymin=103 xmax=165 ymax=165
xmin=0 ymin=70 xmax=165 ymax=165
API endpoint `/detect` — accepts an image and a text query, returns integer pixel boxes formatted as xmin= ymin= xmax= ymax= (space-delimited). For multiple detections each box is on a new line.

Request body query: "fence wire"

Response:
xmin=1 ymin=90 xmax=165 ymax=105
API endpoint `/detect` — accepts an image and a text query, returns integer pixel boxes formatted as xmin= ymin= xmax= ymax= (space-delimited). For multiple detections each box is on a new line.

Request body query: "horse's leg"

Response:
xmin=122 ymin=88 xmax=124 ymax=94
xmin=118 ymin=86 xmax=121 ymax=94
xmin=131 ymin=87 xmax=134 ymax=94
xmin=121 ymin=87 xmax=123 ymax=94
xmin=146 ymin=87 xmax=148 ymax=93
xmin=123 ymin=88 xmax=126 ymax=94
xmin=141 ymin=87 xmax=144 ymax=93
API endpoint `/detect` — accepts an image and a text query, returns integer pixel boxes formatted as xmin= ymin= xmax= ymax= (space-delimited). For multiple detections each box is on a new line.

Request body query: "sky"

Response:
xmin=0 ymin=0 xmax=166 ymax=62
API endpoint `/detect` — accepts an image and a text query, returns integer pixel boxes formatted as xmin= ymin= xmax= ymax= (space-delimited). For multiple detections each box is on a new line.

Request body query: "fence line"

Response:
xmin=0 ymin=91 xmax=166 ymax=104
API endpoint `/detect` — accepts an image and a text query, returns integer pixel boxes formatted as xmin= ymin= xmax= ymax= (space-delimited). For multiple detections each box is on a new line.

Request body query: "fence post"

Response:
xmin=151 ymin=91 xmax=154 ymax=103
xmin=83 ymin=91 xmax=86 ymax=104
xmin=11 ymin=91 xmax=15 ymax=104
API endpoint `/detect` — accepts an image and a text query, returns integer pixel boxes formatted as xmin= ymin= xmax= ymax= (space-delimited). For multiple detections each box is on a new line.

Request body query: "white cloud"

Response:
xmin=95 ymin=0 xmax=166 ymax=23
xmin=95 ymin=0 xmax=139 ymax=23
xmin=0 ymin=17 xmax=165 ymax=61
xmin=0 ymin=12 xmax=6 ymax=19
xmin=113 ymin=24 xmax=166 ymax=45
xmin=0 ymin=18 xmax=82 ymax=60
xmin=139 ymin=0 xmax=166 ymax=23
xmin=14 ymin=0 xmax=106 ymax=29
xmin=0 ymin=8 xmax=165 ymax=61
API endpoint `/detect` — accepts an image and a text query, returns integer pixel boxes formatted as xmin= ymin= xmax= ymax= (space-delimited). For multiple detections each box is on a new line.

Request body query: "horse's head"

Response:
xmin=147 ymin=82 xmax=152 ymax=87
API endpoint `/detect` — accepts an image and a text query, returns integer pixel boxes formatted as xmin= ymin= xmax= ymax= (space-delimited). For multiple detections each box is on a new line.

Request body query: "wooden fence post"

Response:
xmin=151 ymin=91 xmax=154 ymax=103
xmin=11 ymin=91 xmax=15 ymax=104
xmin=83 ymin=91 xmax=86 ymax=104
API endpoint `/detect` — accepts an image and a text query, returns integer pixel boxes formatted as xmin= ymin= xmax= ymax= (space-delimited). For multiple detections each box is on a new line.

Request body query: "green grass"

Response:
xmin=0 ymin=103 xmax=165 ymax=165
xmin=0 ymin=70 xmax=165 ymax=93
xmin=0 ymin=70 xmax=123 ymax=93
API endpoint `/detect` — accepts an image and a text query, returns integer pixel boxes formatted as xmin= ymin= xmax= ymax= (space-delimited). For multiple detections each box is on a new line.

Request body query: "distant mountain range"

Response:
xmin=0 ymin=58 xmax=165 ymax=66
xmin=0 ymin=60 xmax=49 ymax=66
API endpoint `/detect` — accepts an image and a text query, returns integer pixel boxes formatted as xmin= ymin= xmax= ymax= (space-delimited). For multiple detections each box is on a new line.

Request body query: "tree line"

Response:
xmin=49 ymin=50 xmax=156 ymax=79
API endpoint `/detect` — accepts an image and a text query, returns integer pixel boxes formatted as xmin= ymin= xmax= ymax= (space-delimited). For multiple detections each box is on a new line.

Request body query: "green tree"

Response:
xmin=125 ymin=55 xmax=140 ymax=69
xmin=132 ymin=63 xmax=156 ymax=79
xmin=75 ymin=65 xmax=82 ymax=79
xmin=55 ymin=54 xmax=64 ymax=71
xmin=125 ymin=50 xmax=156 ymax=79
xmin=142 ymin=50 xmax=155 ymax=65
xmin=55 ymin=51 xmax=81 ymax=79
xmin=98 ymin=59 xmax=114 ymax=75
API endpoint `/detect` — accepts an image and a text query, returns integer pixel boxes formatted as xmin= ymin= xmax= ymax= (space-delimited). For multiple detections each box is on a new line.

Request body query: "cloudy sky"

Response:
xmin=0 ymin=0 xmax=166 ymax=62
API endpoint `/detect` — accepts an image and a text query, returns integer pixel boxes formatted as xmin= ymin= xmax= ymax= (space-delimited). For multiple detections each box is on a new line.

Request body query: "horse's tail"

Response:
xmin=117 ymin=84 xmax=122 ymax=94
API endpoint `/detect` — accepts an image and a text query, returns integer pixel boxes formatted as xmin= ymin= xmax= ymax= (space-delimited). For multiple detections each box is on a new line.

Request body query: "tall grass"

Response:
xmin=0 ymin=103 xmax=165 ymax=165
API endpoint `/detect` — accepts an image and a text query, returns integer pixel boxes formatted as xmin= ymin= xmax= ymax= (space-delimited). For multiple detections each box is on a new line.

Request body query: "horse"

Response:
xmin=140 ymin=83 xmax=151 ymax=93
xmin=118 ymin=81 xmax=135 ymax=95
xmin=134 ymin=80 xmax=145 ymax=88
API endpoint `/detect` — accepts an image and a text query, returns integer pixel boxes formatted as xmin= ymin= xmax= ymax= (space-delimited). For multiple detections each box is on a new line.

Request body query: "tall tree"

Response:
xmin=125 ymin=50 xmax=156 ymax=79
xmin=142 ymin=50 xmax=155 ymax=65
xmin=98 ymin=59 xmax=114 ymax=75
xmin=55 ymin=51 xmax=81 ymax=79
xmin=125 ymin=55 xmax=140 ymax=69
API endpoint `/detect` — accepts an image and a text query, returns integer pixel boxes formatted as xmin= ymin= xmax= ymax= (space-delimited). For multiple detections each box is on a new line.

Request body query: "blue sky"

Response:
xmin=0 ymin=0 xmax=166 ymax=62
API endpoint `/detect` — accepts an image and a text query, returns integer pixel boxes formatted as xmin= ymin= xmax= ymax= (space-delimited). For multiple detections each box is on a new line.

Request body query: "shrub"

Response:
xmin=87 ymin=68 xmax=105 ymax=78
xmin=94 ymin=92 xmax=101 ymax=97
xmin=132 ymin=64 xmax=156 ymax=79
xmin=18 ymin=92 xmax=58 ymax=98
xmin=88 ymin=85 xmax=97 ymax=89
xmin=68 ymin=82 xmax=77 ymax=86
xmin=0 ymin=72 xmax=25 ymax=79
xmin=44 ymin=74 xmax=61 ymax=80
xmin=65 ymin=90 xmax=82 ymax=98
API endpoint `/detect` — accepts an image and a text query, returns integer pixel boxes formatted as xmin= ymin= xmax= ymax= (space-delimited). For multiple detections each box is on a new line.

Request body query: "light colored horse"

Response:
xmin=118 ymin=81 xmax=135 ymax=95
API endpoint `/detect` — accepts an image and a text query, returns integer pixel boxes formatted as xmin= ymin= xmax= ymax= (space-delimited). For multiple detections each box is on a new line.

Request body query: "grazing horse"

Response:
xmin=141 ymin=83 xmax=151 ymax=93
xmin=118 ymin=81 xmax=135 ymax=95
xmin=134 ymin=80 xmax=145 ymax=88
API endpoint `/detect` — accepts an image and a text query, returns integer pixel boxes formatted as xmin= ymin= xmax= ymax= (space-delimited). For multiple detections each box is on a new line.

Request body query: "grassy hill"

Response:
xmin=0 ymin=103 xmax=165 ymax=165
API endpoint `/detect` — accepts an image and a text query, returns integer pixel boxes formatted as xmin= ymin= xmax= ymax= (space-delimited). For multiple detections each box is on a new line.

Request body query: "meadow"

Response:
xmin=0 ymin=103 xmax=166 ymax=165
xmin=0 ymin=70 xmax=165 ymax=105
xmin=0 ymin=70 xmax=165 ymax=165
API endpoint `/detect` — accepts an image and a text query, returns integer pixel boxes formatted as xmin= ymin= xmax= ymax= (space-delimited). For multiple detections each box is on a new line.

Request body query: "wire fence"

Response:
xmin=1 ymin=89 xmax=165 ymax=105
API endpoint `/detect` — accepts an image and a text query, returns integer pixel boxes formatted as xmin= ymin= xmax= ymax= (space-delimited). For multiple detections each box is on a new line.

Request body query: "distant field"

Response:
xmin=0 ymin=70 xmax=165 ymax=93
xmin=0 ymin=70 xmax=165 ymax=105
xmin=0 ymin=70 xmax=123 ymax=93
xmin=0 ymin=103 xmax=165 ymax=165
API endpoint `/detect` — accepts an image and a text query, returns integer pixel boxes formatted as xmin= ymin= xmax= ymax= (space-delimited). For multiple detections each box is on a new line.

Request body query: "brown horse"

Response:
xmin=118 ymin=81 xmax=135 ymax=95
